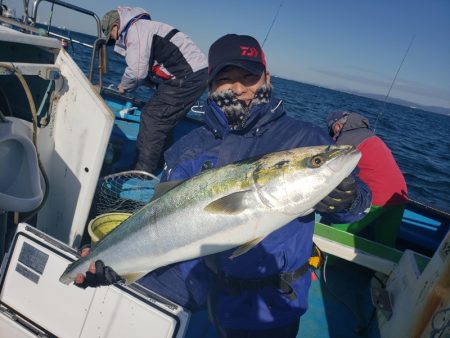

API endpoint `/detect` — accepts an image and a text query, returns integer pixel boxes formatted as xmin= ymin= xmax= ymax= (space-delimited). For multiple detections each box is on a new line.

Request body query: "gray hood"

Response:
xmin=326 ymin=111 xmax=374 ymax=146
xmin=114 ymin=6 xmax=149 ymax=56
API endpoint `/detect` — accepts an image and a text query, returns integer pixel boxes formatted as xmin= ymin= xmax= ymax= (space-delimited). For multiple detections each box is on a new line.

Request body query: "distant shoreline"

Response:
xmin=272 ymin=75 xmax=449 ymax=116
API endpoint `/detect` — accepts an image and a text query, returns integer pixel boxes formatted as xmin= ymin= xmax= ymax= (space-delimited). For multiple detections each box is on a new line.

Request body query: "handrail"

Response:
xmin=90 ymin=38 xmax=108 ymax=85
xmin=22 ymin=0 xmax=31 ymax=23
xmin=26 ymin=0 xmax=109 ymax=85
xmin=31 ymin=0 xmax=101 ymax=38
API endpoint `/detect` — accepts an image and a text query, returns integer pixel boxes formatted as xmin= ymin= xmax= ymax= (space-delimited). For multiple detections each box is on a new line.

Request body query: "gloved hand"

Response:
xmin=74 ymin=245 xmax=123 ymax=289
xmin=315 ymin=176 xmax=357 ymax=213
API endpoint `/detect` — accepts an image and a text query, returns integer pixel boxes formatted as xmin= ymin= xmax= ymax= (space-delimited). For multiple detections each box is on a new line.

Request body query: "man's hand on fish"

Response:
xmin=74 ymin=246 xmax=123 ymax=289
xmin=314 ymin=175 xmax=357 ymax=213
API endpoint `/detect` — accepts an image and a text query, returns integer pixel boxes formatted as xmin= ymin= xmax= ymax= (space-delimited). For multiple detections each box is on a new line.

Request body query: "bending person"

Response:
xmin=101 ymin=6 xmax=208 ymax=174
xmin=326 ymin=111 xmax=408 ymax=246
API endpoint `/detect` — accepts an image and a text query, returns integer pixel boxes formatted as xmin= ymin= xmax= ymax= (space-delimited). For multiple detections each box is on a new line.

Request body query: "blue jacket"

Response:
xmin=160 ymin=97 xmax=371 ymax=330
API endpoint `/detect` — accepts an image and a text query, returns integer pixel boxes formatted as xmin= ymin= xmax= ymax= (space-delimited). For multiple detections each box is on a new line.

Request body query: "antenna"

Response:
xmin=373 ymin=35 xmax=415 ymax=133
xmin=262 ymin=0 xmax=284 ymax=48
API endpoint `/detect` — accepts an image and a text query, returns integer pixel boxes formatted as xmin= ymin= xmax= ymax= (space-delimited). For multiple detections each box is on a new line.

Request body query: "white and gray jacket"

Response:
xmin=114 ymin=7 xmax=207 ymax=91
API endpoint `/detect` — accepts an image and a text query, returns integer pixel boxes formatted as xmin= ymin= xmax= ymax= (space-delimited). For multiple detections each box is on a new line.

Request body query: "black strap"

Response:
xmin=210 ymin=261 xmax=310 ymax=301
xmin=146 ymin=28 xmax=180 ymax=85
xmin=164 ymin=28 xmax=179 ymax=41
xmin=205 ymin=244 xmax=322 ymax=301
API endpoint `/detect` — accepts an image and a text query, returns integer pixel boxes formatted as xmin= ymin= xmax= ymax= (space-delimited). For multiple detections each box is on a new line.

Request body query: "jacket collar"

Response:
xmin=204 ymin=97 xmax=285 ymax=139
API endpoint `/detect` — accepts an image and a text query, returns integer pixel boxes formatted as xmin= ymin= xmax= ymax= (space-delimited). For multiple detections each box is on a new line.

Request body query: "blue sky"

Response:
xmin=6 ymin=0 xmax=450 ymax=109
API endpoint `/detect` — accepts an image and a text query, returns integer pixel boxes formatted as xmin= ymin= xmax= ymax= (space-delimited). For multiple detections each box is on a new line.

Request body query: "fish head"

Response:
xmin=252 ymin=145 xmax=361 ymax=215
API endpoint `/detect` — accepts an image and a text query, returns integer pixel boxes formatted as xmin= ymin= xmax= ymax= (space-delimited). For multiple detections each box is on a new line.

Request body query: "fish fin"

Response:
xmin=151 ymin=180 xmax=185 ymax=201
xmin=121 ymin=271 xmax=148 ymax=285
xmin=204 ymin=191 xmax=250 ymax=215
xmin=229 ymin=237 xmax=265 ymax=259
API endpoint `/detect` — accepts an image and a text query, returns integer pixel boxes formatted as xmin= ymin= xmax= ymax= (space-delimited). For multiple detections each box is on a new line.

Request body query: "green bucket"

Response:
xmin=87 ymin=212 xmax=131 ymax=243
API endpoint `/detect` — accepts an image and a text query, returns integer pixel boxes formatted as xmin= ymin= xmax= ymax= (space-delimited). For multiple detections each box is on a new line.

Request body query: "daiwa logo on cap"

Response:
xmin=240 ymin=46 xmax=259 ymax=58
xmin=208 ymin=34 xmax=267 ymax=81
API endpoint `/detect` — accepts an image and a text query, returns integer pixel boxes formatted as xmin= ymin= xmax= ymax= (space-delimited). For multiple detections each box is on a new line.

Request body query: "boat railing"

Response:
xmin=30 ymin=0 xmax=101 ymax=37
xmin=407 ymin=198 xmax=450 ymax=219
xmin=15 ymin=0 xmax=109 ymax=88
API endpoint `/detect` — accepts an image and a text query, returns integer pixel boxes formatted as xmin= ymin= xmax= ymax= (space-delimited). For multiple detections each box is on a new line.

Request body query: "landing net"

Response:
xmin=93 ymin=170 xmax=159 ymax=215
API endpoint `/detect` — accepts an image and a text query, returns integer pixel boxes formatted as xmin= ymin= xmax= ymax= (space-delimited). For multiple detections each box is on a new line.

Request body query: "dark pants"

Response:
xmin=213 ymin=319 xmax=300 ymax=338
xmin=135 ymin=68 xmax=207 ymax=174
xmin=207 ymin=280 xmax=301 ymax=338
xmin=139 ymin=264 xmax=301 ymax=337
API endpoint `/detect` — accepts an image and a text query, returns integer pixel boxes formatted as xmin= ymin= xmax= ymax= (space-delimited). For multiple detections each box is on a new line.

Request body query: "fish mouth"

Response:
xmin=326 ymin=145 xmax=361 ymax=172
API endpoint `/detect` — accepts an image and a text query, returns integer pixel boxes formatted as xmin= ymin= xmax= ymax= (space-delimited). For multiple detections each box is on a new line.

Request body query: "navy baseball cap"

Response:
xmin=208 ymin=34 xmax=266 ymax=82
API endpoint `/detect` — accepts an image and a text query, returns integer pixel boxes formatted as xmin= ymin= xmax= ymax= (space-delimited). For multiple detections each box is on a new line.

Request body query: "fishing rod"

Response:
xmin=372 ymin=35 xmax=415 ymax=133
xmin=262 ymin=0 xmax=284 ymax=48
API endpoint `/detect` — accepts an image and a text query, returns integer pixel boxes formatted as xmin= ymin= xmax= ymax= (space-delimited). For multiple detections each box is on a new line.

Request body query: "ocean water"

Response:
xmin=63 ymin=30 xmax=450 ymax=213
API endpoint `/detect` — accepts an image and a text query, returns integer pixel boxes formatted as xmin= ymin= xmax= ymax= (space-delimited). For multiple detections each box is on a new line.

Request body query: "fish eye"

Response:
xmin=310 ymin=156 xmax=324 ymax=168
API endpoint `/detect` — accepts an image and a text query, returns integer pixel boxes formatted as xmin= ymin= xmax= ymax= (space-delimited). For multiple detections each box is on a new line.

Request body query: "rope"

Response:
xmin=0 ymin=62 xmax=38 ymax=144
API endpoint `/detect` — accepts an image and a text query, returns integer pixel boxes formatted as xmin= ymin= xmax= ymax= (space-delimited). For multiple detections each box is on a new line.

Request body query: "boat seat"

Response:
xmin=0 ymin=117 xmax=43 ymax=212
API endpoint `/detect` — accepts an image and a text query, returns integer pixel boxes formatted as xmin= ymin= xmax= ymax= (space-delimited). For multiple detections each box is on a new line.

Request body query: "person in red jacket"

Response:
xmin=326 ymin=111 xmax=408 ymax=246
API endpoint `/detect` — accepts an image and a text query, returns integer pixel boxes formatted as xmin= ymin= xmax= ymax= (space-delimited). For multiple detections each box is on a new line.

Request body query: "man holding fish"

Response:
xmin=64 ymin=34 xmax=371 ymax=337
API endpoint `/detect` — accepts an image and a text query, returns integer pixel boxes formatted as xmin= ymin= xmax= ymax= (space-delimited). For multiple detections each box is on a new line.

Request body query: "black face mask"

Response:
xmin=209 ymin=85 xmax=272 ymax=130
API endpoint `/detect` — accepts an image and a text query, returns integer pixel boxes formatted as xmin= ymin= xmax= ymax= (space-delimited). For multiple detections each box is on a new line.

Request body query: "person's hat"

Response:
xmin=326 ymin=111 xmax=350 ymax=131
xmin=101 ymin=10 xmax=120 ymax=43
xmin=208 ymin=34 xmax=266 ymax=82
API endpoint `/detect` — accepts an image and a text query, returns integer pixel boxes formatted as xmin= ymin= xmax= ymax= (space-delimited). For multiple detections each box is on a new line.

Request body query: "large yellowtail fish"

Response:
xmin=60 ymin=145 xmax=361 ymax=285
